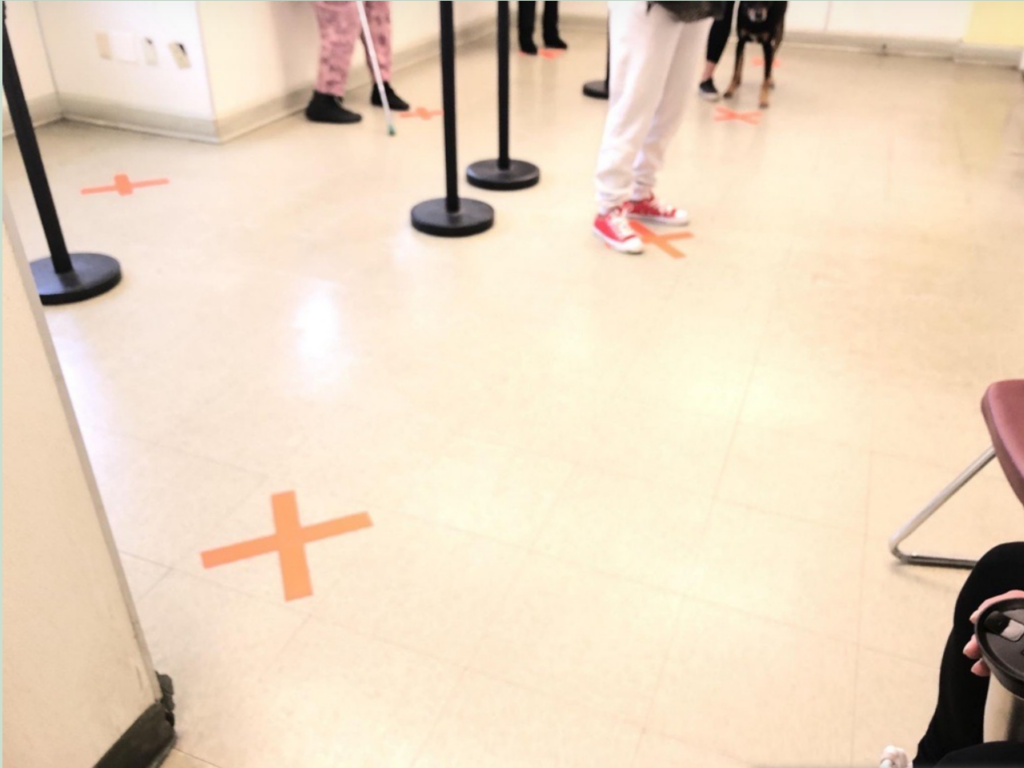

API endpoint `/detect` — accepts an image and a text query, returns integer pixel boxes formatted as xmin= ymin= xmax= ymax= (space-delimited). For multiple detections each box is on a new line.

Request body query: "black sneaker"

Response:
xmin=699 ymin=79 xmax=720 ymax=102
xmin=370 ymin=82 xmax=410 ymax=112
xmin=543 ymin=35 xmax=568 ymax=50
xmin=305 ymin=92 xmax=362 ymax=124
xmin=519 ymin=37 xmax=538 ymax=55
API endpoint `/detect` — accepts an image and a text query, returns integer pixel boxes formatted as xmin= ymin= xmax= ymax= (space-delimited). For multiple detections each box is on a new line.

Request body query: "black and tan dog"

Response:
xmin=724 ymin=1 xmax=788 ymax=109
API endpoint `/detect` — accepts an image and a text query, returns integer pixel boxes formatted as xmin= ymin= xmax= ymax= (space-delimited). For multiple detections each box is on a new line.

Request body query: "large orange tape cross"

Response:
xmin=714 ymin=105 xmax=761 ymax=125
xmin=630 ymin=221 xmax=694 ymax=259
xmin=201 ymin=491 xmax=372 ymax=602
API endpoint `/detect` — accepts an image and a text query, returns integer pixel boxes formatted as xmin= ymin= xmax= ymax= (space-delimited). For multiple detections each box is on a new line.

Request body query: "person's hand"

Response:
xmin=964 ymin=590 xmax=1024 ymax=677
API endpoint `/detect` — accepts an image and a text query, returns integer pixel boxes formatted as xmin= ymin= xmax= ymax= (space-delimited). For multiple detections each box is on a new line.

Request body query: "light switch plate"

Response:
xmin=168 ymin=42 xmax=191 ymax=70
xmin=142 ymin=37 xmax=158 ymax=66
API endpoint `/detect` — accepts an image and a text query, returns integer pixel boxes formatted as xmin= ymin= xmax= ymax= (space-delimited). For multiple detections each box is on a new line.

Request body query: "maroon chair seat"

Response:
xmin=983 ymin=380 xmax=1024 ymax=507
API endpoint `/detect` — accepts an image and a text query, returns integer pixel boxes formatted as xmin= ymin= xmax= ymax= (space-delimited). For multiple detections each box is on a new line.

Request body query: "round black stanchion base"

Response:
xmin=30 ymin=252 xmax=122 ymax=305
xmin=583 ymin=80 xmax=609 ymax=100
xmin=466 ymin=159 xmax=540 ymax=191
xmin=411 ymin=198 xmax=494 ymax=238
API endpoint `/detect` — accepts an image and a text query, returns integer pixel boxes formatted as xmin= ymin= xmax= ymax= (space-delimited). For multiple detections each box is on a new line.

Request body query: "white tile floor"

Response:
xmin=4 ymin=27 xmax=1023 ymax=768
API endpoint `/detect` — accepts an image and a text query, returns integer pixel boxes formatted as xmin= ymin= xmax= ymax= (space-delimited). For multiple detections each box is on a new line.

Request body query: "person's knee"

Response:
xmin=974 ymin=542 xmax=1024 ymax=576
xmin=956 ymin=542 xmax=1024 ymax=618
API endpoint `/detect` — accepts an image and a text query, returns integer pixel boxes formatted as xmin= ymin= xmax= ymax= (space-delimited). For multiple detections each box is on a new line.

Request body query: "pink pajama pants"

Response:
xmin=313 ymin=1 xmax=393 ymax=97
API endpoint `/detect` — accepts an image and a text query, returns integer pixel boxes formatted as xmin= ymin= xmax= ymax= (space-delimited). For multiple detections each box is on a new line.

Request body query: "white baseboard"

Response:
xmin=786 ymin=30 xmax=954 ymax=58
xmin=57 ymin=94 xmax=220 ymax=144
xmin=784 ymin=30 xmax=1022 ymax=68
xmin=954 ymin=42 xmax=1024 ymax=67
xmin=215 ymin=87 xmax=312 ymax=145
xmin=2 ymin=92 xmax=63 ymax=138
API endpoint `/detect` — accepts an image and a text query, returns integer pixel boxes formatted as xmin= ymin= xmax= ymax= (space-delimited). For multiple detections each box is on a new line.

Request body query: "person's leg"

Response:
xmin=595 ymin=2 xmax=682 ymax=215
xmin=362 ymin=0 xmax=408 ymax=110
xmin=542 ymin=1 xmax=567 ymax=49
xmin=314 ymin=1 xmax=360 ymax=98
xmin=702 ymin=1 xmax=734 ymax=81
xmin=593 ymin=3 xmax=686 ymax=253
xmin=630 ymin=16 xmax=711 ymax=210
xmin=308 ymin=1 xmax=363 ymax=123
xmin=518 ymin=1 xmax=538 ymax=54
xmin=915 ymin=543 xmax=1024 ymax=767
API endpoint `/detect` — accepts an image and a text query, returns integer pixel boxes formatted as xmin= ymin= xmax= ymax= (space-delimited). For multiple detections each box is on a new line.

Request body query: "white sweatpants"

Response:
xmin=595 ymin=2 xmax=711 ymax=212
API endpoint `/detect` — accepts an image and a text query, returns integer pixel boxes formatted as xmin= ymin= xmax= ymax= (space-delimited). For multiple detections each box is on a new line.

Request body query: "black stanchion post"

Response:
xmin=410 ymin=1 xmax=494 ymax=237
xmin=466 ymin=1 xmax=540 ymax=191
xmin=498 ymin=1 xmax=509 ymax=165
xmin=582 ymin=20 xmax=610 ymax=100
xmin=2 ymin=3 xmax=121 ymax=305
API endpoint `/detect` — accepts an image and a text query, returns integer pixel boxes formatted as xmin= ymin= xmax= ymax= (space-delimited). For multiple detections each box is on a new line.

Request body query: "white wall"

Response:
xmin=3 ymin=2 xmax=56 ymax=103
xmin=558 ymin=1 xmax=606 ymax=21
xmin=826 ymin=1 xmax=973 ymax=40
xmin=786 ymin=2 xmax=831 ymax=33
xmin=561 ymin=1 xmax=979 ymax=41
xmin=35 ymin=1 xmax=214 ymax=120
xmin=1 ymin=204 xmax=162 ymax=768
xmin=2 ymin=1 xmax=59 ymax=131
xmin=199 ymin=0 xmax=318 ymax=124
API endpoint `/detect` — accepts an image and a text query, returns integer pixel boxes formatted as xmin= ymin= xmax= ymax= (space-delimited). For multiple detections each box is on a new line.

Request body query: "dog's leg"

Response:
xmin=724 ymin=38 xmax=745 ymax=99
xmin=769 ymin=13 xmax=785 ymax=90
xmin=759 ymin=39 xmax=773 ymax=108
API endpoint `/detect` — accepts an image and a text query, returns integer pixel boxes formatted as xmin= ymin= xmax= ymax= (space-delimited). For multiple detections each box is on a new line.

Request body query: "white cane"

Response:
xmin=356 ymin=0 xmax=395 ymax=136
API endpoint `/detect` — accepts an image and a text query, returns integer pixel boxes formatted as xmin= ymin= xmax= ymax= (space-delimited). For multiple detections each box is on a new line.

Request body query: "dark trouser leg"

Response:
xmin=542 ymin=1 xmax=562 ymax=47
xmin=916 ymin=543 xmax=1024 ymax=766
xmin=517 ymin=1 xmax=536 ymax=52
xmin=705 ymin=1 xmax=735 ymax=64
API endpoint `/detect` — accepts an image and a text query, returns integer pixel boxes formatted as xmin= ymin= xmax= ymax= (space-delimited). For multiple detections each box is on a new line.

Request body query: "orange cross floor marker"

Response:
xmin=714 ymin=105 xmax=761 ymax=125
xmin=630 ymin=221 xmax=694 ymax=259
xmin=81 ymin=174 xmax=170 ymax=196
xmin=400 ymin=107 xmax=442 ymax=120
xmin=200 ymin=491 xmax=372 ymax=602
xmin=539 ymin=49 xmax=565 ymax=60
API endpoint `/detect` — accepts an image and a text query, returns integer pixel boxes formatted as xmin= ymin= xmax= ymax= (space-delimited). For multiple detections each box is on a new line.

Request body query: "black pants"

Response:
xmin=517 ymin=1 xmax=558 ymax=47
xmin=917 ymin=542 xmax=1024 ymax=767
xmin=705 ymin=1 xmax=735 ymax=65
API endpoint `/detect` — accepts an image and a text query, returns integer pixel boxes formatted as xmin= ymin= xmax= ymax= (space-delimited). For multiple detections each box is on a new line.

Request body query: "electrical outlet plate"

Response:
xmin=142 ymin=37 xmax=158 ymax=66
xmin=168 ymin=42 xmax=191 ymax=70
xmin=96 ymin=31 xmax=112 ymax=60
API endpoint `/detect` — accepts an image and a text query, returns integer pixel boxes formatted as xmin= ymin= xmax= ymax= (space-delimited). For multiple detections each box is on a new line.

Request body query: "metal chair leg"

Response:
xmin=888 ymin=446 xmax=998 ymax=569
